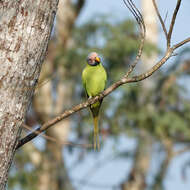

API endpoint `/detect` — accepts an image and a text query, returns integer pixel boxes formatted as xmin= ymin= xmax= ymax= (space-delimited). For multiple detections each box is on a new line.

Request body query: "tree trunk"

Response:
xmin=0 ymin=0 xmax=58 ymax=189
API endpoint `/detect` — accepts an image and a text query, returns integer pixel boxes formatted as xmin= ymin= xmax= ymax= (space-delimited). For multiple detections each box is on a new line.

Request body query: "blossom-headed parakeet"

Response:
xmin=82 ymin=52 xmax=107 ymax=151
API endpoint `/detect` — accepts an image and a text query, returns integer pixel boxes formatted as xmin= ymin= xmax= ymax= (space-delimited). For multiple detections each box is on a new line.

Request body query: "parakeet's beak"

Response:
xmin=95 ymin=57 xmax=100 ymax=63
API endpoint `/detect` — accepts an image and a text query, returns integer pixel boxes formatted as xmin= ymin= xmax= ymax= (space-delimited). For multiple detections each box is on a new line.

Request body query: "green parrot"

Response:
xmin=82 ymin=52 xmax=107 ymax=151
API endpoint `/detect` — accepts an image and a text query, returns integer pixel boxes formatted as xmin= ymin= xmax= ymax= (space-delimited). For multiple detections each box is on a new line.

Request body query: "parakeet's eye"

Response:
xmin=87 ymin=58 xmax=93 ymax=64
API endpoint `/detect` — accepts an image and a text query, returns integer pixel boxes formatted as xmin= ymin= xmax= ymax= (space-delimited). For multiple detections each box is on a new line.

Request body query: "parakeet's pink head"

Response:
xmin=87 ymin=52 xmax=101 ymax=66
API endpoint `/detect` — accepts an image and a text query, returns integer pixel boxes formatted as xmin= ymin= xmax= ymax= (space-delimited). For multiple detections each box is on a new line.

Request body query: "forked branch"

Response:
xmin=123 ymin=0 xmax=145 ymax=78
xmin=167 ymin=0 xmax=182 ymax=47
xmin=152 ymin=0 xmax=182 ymax=48
xmin=16 ymin=0 xmax=190 ymax=149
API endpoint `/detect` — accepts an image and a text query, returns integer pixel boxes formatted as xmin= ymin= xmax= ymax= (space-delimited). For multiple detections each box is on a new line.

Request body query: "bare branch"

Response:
xmin=173 ymin=37 xmax=190 ymax=50
xmin=152 ymin=0 xmax=168 ymax=40
xmin=125 ymin=48 xmax=174 ymax=83
xmin=167 ymin=0 xmax=182 ymax=47
xmin=123 ymin=0 xmax=146 ymax=78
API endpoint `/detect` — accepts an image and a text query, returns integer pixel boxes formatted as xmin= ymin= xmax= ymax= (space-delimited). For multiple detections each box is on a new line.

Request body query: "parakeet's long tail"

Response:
xmin=93 ymin=116 xmax=99 ymax=151
xmin=90 ymin=100 xmax=102 ymax=151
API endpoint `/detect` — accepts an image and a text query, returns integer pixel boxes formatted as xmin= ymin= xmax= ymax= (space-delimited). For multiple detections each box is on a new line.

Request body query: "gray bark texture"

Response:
xmin=0 ymin=0 xmax=59 ymax=189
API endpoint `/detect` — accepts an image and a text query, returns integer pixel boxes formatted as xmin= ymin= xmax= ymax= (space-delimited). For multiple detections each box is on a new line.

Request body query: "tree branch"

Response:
xmin=167 ymin=0 xmax=182 ymax=48
xmin=16 ymin=0 xmax=190 ymax=149
xmin=173 ymin=37 xmax=190 ymax=50
xmin=123 ymin=0 xmax=146 ymax=78
xmin=152 ymin=0 xmax=168 ymax=40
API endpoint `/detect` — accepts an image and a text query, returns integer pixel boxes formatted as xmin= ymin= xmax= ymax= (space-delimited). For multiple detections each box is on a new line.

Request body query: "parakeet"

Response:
xmin=82 ymin=52 xmax=107 ymax=151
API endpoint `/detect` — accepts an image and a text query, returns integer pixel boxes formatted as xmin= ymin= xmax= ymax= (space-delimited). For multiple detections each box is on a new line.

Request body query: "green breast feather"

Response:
xmin=82 ymin=63 xmax=107 ymax=97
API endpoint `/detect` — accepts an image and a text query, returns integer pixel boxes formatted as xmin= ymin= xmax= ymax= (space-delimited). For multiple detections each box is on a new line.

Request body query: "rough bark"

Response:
xmin=0 ymin=0 xmax=58 ymax=189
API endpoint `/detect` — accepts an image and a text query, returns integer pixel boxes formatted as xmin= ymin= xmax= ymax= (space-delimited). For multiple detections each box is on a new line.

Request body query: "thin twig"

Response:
xmin=167 ymin=0 xmax=182 ymax=48
xmin=173 ymin=37 xmax=190 ymax=50
xmin=152 ymin=0 xmax=168 ymax=40
xmin=124 ymin=48 xmax=174 ymax=83
xmin=123 ymin=0 xmax=145 ymax=78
